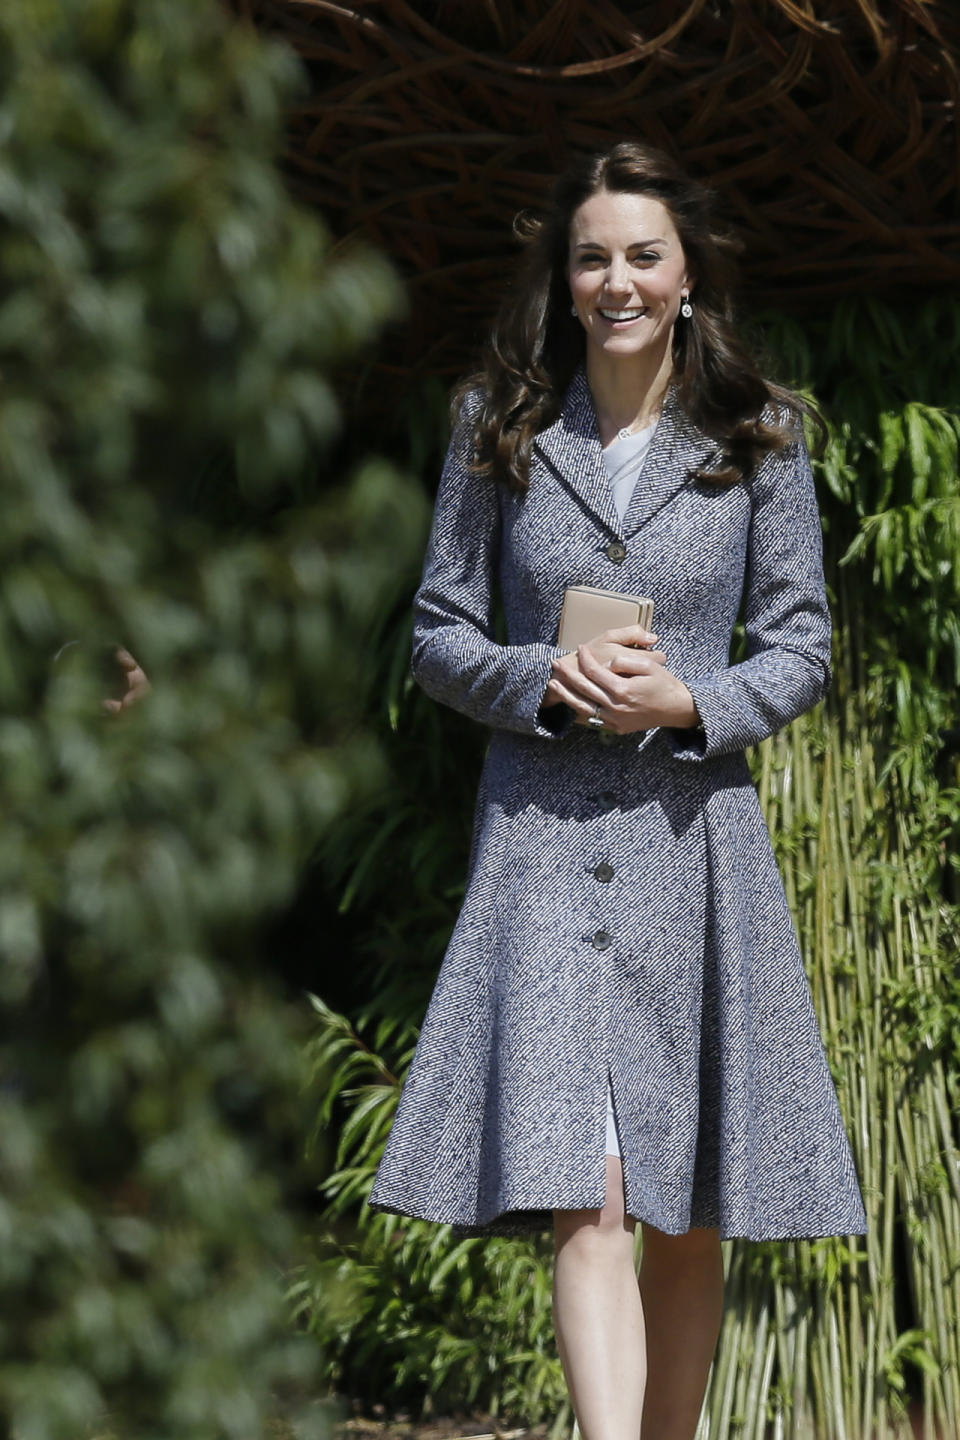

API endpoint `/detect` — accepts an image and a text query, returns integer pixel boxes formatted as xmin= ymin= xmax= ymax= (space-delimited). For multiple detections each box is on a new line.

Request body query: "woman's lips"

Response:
xmin=596 ymin=307 xmax=648 ymax=327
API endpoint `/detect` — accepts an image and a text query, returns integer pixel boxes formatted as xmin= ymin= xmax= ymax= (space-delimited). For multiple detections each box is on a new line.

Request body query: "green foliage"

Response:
xmin=749 ymin=702 xmax=960 ymax=1439
xmin=0 ymin=1 xmax=425 ymax=1437
xmin=830 ymin=398 xmax=960 ymax=761
xmin=293 ymin=998 xmax=571 ymax=1435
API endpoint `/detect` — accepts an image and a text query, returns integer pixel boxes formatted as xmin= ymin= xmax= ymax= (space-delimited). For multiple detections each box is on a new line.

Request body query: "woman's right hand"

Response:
xmin=542 ymin=625 xmax=668 ymax=726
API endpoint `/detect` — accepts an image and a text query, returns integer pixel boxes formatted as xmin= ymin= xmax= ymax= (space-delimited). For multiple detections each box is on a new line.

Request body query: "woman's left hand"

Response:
xmin=546 ymin=635 xmax=700 ymax=733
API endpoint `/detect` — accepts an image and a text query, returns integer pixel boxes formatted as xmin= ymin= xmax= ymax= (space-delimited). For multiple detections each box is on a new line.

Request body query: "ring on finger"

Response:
xmin=586 ymin=701 xmax=605 ymax=729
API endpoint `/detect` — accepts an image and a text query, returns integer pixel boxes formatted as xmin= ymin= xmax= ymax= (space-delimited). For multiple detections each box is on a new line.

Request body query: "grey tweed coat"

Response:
xmin=369 ymin=364 xmax=868 ymax=1241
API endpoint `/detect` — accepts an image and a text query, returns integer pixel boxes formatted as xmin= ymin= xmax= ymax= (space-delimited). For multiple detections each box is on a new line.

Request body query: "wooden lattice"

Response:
xmin=236 ymin=0 xmax=960 ymax=379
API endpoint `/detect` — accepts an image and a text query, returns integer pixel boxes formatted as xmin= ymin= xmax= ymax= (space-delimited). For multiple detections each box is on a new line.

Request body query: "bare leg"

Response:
xmin=553 ymin=1155 xmax=646 ymax=1440
xmin=637 ymin=1221 xmax=724 ymax=1440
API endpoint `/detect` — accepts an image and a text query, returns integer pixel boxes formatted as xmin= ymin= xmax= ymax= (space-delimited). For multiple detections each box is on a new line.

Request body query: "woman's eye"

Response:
xmin=577 ymin=251 xmax=661 ymax=267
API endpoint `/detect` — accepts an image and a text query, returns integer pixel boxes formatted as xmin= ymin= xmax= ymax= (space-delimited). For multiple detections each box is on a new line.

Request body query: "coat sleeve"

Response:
xmin=668 ymin=430 xmax=832 ymax=762
xmin=410 ymin=395 xmax=575 ymax=738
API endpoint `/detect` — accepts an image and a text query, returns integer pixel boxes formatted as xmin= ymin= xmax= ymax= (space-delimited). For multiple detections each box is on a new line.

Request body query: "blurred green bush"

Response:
xmin=0 ymin=2 xmax=426 ymax=1436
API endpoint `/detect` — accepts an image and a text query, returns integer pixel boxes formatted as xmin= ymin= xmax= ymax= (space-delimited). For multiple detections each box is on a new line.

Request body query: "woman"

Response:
xmin=369 ymin=142 xmax=867 ymax=1440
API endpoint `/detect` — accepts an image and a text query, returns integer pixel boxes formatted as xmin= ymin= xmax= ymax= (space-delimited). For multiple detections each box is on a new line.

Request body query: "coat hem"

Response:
xmin=367 ymin=1195 xmax=867 ymax=1243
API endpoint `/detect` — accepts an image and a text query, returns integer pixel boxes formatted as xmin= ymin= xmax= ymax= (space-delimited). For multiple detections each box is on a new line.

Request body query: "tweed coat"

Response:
xmin=368 ymin=364 xmax=868 ymax=1241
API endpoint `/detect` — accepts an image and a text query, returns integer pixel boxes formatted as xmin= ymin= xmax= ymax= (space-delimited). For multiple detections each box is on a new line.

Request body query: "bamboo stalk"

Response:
xmin=753 ymin=1326 xmax=776 ymax=1440
xmin=740 ymin=1292 xmax=769 ymax=1437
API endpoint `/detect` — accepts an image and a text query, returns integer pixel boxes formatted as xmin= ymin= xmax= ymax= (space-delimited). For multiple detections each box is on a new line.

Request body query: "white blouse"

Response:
xmin=600 ymin=420 xmax=658 ymax=521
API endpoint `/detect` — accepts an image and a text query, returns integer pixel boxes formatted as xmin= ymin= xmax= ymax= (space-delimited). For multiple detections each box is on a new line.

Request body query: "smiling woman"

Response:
xmin=568 ymin=190 xmax=693 ymax=444
xmin=462 ymin=143 xmax=823 ymax=501
xmin=369 ymin=140 xmax=866 ymax=1440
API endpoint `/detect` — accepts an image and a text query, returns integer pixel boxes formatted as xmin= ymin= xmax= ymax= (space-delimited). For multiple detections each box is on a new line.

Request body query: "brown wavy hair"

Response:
xmin=455 ymin=141 xmax=822 ymax=491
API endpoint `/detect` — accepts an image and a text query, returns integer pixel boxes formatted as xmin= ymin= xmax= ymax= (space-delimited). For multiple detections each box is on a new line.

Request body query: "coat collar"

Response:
xmin=533 ymin=364 xmax=718 ymax=540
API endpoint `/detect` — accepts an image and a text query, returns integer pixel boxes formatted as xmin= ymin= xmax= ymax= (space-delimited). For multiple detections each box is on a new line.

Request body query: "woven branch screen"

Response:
xmin=237 ymin=0 xmax=960 ymax=379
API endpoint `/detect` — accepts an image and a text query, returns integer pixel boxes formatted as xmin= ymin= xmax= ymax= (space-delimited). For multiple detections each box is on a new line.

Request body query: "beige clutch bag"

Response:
xmin=557 ymin=586 xmax=655 ymax=649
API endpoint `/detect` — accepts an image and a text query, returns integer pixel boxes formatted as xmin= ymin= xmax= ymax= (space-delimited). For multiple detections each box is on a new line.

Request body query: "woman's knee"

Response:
xmin=640 ymin=1221 xmax=722 ymax=1270
xmin=553 ymin=1156 xmax=636 ymax=1250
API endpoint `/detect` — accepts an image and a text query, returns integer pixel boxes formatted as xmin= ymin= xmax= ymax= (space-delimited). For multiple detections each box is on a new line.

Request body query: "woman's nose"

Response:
xmin=603 ymin=259 xmax=631 ymax=295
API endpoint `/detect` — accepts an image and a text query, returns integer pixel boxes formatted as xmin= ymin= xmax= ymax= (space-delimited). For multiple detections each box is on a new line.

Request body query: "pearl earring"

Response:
xmin=680 ymin=293 xmax=693 ymax=318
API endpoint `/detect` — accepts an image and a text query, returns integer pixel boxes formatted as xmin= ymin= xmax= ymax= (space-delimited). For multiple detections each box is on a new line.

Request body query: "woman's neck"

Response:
xmin=586 ymin=341 xmax=674 ymax=448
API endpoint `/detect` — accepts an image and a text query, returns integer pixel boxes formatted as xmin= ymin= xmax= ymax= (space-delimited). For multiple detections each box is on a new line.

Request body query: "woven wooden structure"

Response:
xmin=237 ymin=0 xmax=960 ymax=378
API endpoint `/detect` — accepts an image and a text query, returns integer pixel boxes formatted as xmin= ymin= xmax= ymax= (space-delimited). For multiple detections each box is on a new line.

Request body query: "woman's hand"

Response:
xmin=542 ymin=624 xmax=700 ymax=734
xmin=103 ymin=648 xmax=151 ymax=714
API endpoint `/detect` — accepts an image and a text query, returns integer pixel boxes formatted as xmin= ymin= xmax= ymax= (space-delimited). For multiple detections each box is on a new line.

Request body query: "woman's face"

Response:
xmin=567 ymin=189 xmax=693 ymax=364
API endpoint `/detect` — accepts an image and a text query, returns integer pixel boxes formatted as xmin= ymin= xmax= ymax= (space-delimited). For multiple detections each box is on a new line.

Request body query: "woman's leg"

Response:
xmin=636 ymin=1221 xmax=724 ymax=1440
xmin=553 ymin=1155 xmax=646 ymax=1440
xmin=552 ymin=1165 xmax=725 ymax=1440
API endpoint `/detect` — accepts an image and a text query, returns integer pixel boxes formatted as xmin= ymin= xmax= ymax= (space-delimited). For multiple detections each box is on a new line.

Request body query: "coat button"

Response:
xmin=593 ymin=862 xmax=615 ymax=883
xmin=597 ymin=790 xmax=617 ymax=808
xmin=605 ymin=541 xmax=627 ymax=564
xmin=592 ymin=929 xmax=613 ymax=950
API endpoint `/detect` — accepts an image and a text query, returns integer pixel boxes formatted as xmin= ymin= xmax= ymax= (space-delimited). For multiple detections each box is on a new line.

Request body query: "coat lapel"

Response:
xmin=533 ymin=365 xmax=719 ymax=541
xmin=621 ymin=385 xmax=718 ymax=539
xmin=533 ymin=365 xmax=622 ymax=538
